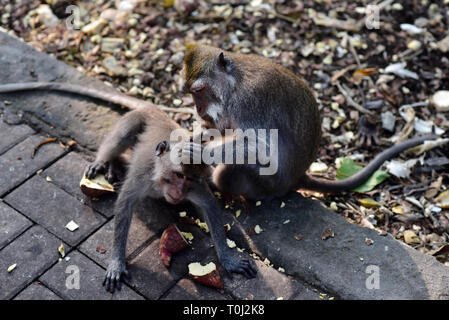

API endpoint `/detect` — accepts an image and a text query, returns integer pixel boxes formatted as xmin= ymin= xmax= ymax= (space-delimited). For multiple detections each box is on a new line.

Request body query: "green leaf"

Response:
xmin=336 ymin=158 xmax=390 ymax=193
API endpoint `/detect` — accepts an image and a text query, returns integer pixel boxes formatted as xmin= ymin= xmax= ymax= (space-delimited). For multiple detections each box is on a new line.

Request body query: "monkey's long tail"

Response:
xmin=299 ymin=134 xmax=439 ymax=193
xmin=0 ymin=82 xmax=150 ymax=110
xmin=0 ymin=82 xmax=196 ymax=114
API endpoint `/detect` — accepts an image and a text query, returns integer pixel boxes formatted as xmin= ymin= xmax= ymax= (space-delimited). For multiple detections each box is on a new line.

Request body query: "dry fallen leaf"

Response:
xmin=58 ymin=243 xmax=65 ymax=258
xmin=65 ymin=220 xmax=79 ymax=232
xmin=352 ymin=68 xmax=377 ymax=85
xmin=435 ymin=190 xmax=449 ymax=209
xmin=226 ymin=238 xmax=236 ymax=248
xmin=359 ymin=198 xmax=380 ymax=208
xmin=403 ymin=230 xmax=420 ymax=244
xmin=321 ymin=228 xmax=335 ymax=240
xmin=7 ymin=263 xmax=17 ymax=273
xmin=96 ymin=246 xmax=107 ymax=254
xmin=392 ymin=206 xmax=404 ymax=214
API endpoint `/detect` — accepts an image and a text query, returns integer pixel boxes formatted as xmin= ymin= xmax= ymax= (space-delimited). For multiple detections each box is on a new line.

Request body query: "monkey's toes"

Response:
xmin=223 ymin=257 xmax=257 ymax=279
xmin=103 ymin=266 xmax=129 ymax=293
xmin=356 ymin=115 xmax=380 ymax=147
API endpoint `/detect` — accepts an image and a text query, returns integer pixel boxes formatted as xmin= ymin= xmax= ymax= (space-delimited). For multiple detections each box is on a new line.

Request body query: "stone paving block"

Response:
xmin=5 ymin=175 xmax=106 ymax=246
xmin=0 ymin=202 xmax=32 ymax=249
xmin=0 ymin=32 xmax=122 ymax=152
xmin=44 ymin=152 xmax=116 ymax=217
xmin=223 ymin=258 xmax=317 ymax=300
xmin=0 ymin=225 xmax=66 ymax=300
xmin=79 ymin=216 xmax=156 ymax=268
xmin=0 ymin=134 xmax=66 ymax=196
xmin=14 ymin=282 xmax=62 ymax=300
xmin=290 ymin=281 xmax=324 ymax=300
xmin=162 ymin=278 xmax=230 ymax=300
xmin=0 ymin=121 xmax=34 ymax=155
xmin=39 ymin=250 xmax=143 ymax=300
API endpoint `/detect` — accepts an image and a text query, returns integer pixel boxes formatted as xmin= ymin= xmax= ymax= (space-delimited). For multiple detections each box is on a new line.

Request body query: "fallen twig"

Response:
xmin=336 ymin=81 xmax=374 ymax=115
xmin=32 ymin=138 xmax=57 ymax=159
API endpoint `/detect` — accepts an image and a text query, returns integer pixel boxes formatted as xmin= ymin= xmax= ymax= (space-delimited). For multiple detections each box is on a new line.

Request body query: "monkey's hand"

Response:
xmin=85 ymin=160 xmax=107 ymax=179
xmin=180 ymin=141 xmax=204 ymax=165
xmin=219 ymin=250 xmax=257 ymax=279
xmin=103 ymin=259 xmax=130 ymax=293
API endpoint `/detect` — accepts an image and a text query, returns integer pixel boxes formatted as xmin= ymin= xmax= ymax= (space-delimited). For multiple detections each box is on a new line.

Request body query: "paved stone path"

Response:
xmin=0 ymin=121 xmax=320 ymax=300
xmin=1 ymin=31 xmax=448 ymax=300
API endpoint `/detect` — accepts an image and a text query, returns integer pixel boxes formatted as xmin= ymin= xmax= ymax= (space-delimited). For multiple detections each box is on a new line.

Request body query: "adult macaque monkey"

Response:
xmin=85 ymin=107 xmax=256 ymax=293
xmin=182 ymin=44 xmax=438 ymax=199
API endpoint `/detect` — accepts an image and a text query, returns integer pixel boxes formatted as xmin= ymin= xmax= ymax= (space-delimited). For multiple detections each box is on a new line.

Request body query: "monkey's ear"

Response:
xmin=217 ymin=52 xmax=232 ymax=73
xmin=155 ymin=141 xmax=169 ymax=156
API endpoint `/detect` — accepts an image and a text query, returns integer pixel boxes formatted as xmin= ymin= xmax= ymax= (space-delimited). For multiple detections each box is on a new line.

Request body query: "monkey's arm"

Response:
xmin=300 ymin=134 xmax=439 ymax=193
xmin=188 ymin=183 xmax=257 ymax=278
xmin=85 ymin=109 xmax=148 ymax=183
xmin=184 ymin=133 xmax=268 ymax=166
xmin=0 ymin=82 xmax=195 ymax=114
xmin=103 ymin=168 xmax=151 ymax=293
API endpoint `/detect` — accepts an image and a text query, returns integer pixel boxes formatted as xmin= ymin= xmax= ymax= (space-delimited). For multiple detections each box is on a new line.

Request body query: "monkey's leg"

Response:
xmin=103 ymin=164 xmax=151 ymax=293
xmin=189 ymin=183 xmax=257 ymax=278
xmin=212 ymin=164 xmax=277 ymax=200
xmin=86 ymin=110 xmax=147 ymax=181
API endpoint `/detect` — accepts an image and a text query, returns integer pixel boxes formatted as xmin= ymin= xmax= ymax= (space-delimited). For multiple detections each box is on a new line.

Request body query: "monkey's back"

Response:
xmin=229 ymin=52 xmax=322 ymax=188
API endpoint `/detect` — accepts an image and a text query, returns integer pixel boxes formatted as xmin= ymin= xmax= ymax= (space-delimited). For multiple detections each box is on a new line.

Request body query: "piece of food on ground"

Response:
xmin=188 ymin=262 xmax=223 ymax=289
xmin=159 ymin=224 xmax=189 ymax=267
xmin=80 ymin=174 xmax=115 ymax=198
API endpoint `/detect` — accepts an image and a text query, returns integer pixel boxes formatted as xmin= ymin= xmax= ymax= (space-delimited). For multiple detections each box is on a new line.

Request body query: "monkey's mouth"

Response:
xmin=166 ymin=193 xmax=182 ymax=204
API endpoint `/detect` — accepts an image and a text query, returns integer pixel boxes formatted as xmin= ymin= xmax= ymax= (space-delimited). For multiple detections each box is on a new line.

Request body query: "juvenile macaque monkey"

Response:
xmin=85 ymin=107 xmax=256 ymax=293
xmin=182 ymin=44 xmax=438 ymax=198
xmin=0 ymin=82 xmax=256 ymax=291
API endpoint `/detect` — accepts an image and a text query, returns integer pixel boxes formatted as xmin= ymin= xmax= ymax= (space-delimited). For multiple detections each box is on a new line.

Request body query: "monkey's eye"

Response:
xmin=175 ymin=172 xmax=185 ymax=179
xmin=190 ymin=84 xmax=205 ymax=94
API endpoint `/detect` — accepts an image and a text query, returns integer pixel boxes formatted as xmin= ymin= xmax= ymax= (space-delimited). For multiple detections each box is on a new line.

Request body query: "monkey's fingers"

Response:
xmin=115 ymin=274 xmax=122 ymax=291
xmin=181 ymin=142 xmax=202 ymax=163
xmin=238 ymin=260 xmax=257 ymax=279
xmin=86 ymin=161 xmax=107 ymax=179
xmin=103 ymin=274 xmax=114 ymax=293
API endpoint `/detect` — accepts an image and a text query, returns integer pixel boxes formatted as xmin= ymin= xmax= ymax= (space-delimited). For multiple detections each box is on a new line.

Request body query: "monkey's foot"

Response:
xmin=356 ymin=115 xmax=380 ymax=147
xmin=220 ymin=254 xmax=257 ymax=279
xmin=103 ymin=260 xmax=130 ymax=293
xmin=85 ymin=160 xmax=107 ymax=179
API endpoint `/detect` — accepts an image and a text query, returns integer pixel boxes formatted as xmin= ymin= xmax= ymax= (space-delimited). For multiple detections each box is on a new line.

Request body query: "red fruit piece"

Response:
xmin=159 ymin=224 xmax=188 ymax=267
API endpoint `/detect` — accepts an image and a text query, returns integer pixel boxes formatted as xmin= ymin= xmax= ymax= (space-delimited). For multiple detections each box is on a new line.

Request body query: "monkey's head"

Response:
xmin=182 ymin=44 xmax=237 ymax=125
xmin=154 ymin=140 xmax=208 ymax=205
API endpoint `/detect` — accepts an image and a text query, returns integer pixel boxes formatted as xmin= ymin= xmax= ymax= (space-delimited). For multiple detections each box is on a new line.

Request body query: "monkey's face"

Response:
xmin=161 ymin=170 xmax=195 ymax=205
xmin=182 ymin=45 xmax=236 ymax=126
xmin=155 ymin=140 xmax=198 ymax=205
